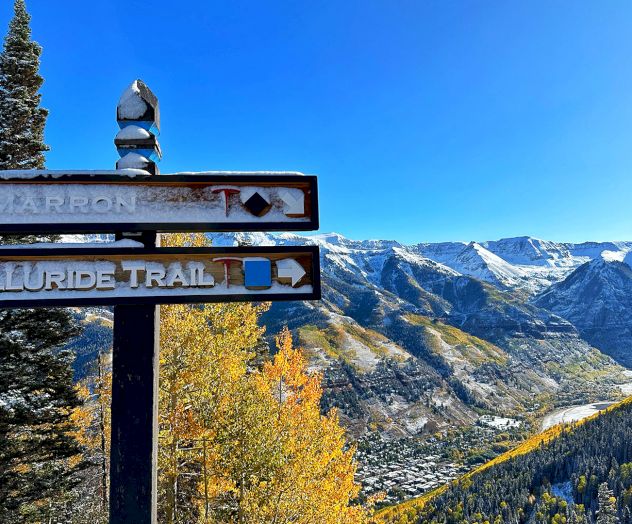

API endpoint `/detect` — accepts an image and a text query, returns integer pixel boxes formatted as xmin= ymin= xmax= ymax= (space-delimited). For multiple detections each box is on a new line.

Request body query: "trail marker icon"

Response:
xmin=277 ymin=257 xmax=308 ymax=286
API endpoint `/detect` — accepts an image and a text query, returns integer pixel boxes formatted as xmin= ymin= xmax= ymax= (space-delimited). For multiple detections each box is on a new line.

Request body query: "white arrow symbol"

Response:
xmin=276 ymin=258 xmax=306 ymax=287
xmin=279 ymin=189 xmax=305 ymax=215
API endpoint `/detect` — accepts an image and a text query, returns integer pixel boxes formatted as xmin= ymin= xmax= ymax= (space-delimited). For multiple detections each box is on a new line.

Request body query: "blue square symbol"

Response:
xmin=244 ymin=259 xmax=272 ymax=288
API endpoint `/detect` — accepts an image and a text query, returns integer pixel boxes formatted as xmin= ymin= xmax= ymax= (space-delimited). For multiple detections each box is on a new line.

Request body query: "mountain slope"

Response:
xmin=415 ymin=241 xmax=531 ymax=291
xmin=236 ymin=232 xmax=628 ymax=436
xmin=534 ymin=253 xmax=632 ymax=367
xmin=415 ymin=236 xmax=632 ymax=294
xmin=377 ymin=396 xmax=632 ymax=523
xmin=66 ymin=232 xmax=631 ymax=438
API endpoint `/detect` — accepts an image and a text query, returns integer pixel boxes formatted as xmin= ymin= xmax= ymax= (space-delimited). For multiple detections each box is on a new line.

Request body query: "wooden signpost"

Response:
xmin=0 ymin=80 xmax=321 ymax=524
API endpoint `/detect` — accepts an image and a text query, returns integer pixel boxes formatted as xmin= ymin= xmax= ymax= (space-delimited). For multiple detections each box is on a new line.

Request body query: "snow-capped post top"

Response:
xmin=117 ymin=80 xmax=160 ymax=132
xmin=116 ymin=80 xmax=161 ymax=175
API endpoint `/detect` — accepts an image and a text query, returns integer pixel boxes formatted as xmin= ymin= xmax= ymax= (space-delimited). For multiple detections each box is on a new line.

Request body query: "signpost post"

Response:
xmin=111 ymin=84 xmax=162 ymax=524
xmin=0 ymin=80 xmax=320 ymax=524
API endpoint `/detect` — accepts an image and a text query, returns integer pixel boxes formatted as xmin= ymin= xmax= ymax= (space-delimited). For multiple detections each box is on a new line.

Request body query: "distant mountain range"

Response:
xmin=213 ymin=232 xmax=632 ymax=293
xmin=68 ymin=232 xmax=632 ymax=436
xmin=207 ymin=233 xmax=632 ymax=436
xmin=64 ymin=232 xmax=632 ymax=510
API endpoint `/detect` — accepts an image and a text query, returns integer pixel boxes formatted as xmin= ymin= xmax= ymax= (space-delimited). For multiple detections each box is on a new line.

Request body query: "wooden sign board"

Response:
xmin=0 ymin=171 xmax=318 ymax=233
xmin=0 ymin=245 xmax=320 ymax=307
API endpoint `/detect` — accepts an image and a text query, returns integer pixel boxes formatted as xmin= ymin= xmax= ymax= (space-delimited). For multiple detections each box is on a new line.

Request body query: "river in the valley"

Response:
xmin=540 ymin=375 xmax=632 ymax=431
xmin=541 ymin=402 xmax=614 ymax=430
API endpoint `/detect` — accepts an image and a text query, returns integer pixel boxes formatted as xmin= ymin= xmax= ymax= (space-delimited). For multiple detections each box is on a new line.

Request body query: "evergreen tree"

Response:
xmin=0 ymin=0 xmax=56 ymax=245
xmin=0 ymin=0 xmax=49 ymax=170
xmin=0 ymin=2 xmax=84 ymax=522
xmin=597 ymin=483 xmax=619 ymax=524
xmin=0 ymin=309 xmax=83 ymax=522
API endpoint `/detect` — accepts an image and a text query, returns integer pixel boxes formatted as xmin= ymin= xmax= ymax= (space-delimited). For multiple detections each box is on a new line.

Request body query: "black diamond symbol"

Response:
xmin=243 ymin=192 xmax=271 ymax=217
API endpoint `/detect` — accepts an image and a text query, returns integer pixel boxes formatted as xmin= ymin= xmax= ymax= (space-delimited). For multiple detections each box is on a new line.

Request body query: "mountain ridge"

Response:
xmin=211 ymin=232 xmax=632 ymax=294
xmin=207 ymin=232 xmax=631 ymax=437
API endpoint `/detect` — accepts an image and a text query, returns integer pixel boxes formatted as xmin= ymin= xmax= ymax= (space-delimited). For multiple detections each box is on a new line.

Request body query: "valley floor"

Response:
xmin=541 ymin=377 xmax=632 ymax=430
xmin=356 ymin=417 xmax=525 ymax=506
xmin=359 ymin=380 xmax=632 ymax=508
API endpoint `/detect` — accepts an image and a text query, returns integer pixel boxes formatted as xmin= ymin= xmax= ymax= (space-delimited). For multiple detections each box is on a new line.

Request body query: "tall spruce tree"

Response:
xmin=0 ymin=0 xmax=49 ymax=170
xmin=597 ymin=483 xmax=619 ymax=524
xmin=0 ymin=1 xmax=84 ymax=522
xmin=0 ymin=0 xmax=56 ymax=244
xmin=0 ymin=309 xmax=82 ymax=521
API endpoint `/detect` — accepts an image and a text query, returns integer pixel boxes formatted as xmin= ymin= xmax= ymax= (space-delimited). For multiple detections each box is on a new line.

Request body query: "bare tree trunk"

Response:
xmin=97 ymin=353 xmax=108 ymax=511
xmin=203 ymin=437 xmax=209 ymax=522
xmin=238 ymin=475 xmax=245 ymax=524
xmin=165 ymin=357 xmax=179 ymax=524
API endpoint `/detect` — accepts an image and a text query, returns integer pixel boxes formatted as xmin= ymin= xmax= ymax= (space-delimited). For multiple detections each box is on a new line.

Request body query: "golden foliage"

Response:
xmin=158 ymin=232 xmax=369 ymax=523
xmin=220 ymin=328 xmax=368 ymax=523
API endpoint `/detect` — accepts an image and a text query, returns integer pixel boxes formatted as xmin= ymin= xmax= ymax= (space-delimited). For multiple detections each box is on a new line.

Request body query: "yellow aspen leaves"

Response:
xmin=74 ymin=233 xmax=369 ymax=523
xmin=157 ymin=232 xmax=369 ymax=522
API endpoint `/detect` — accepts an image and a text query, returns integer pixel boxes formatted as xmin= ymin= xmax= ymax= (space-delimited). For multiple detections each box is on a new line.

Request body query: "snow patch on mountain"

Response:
xmin=207 ymin=232 xmax=632 ymax=296
xmin=601 ymin=250 xmax=626 ymax=262
xmin=482 ymin=237 xmax=572 ymax=267
xmin=442 ymin=242 xmax=528 ymax=289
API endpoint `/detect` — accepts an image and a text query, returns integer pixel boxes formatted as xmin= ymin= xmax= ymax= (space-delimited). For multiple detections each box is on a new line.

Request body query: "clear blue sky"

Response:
xmin=2 ymin=1 xmax=632 ymax=244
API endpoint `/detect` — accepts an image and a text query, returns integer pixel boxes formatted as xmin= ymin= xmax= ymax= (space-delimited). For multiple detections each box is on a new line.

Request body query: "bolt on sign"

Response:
xmin=0 ymin=245 xmax=320 ymax=306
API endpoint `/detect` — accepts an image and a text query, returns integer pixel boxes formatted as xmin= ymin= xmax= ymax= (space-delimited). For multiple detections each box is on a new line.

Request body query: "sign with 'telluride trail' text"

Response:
xmin=0 ymin=245 xmax=320 ymax=307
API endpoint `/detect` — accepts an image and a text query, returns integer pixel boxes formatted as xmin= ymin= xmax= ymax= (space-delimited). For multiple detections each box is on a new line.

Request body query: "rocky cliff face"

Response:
xmin=534 ymin=253 xmax=632 ymax=367
xmin=243 ymin=233 xmax=628 ymax=436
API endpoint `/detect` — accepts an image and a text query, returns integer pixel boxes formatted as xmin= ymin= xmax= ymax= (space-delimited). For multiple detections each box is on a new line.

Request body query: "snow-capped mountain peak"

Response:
xmin=450 ymin=241 xmax=528 ymax=288
xmin=481 ymin=236 xmax=572 ymax=267
xmin=207 ymin=232 xmax=632 ymax=295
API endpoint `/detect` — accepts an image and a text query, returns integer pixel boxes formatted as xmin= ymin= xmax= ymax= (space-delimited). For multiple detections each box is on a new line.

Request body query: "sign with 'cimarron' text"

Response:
xmin=0 ymin=171 xmax=318 ymax=234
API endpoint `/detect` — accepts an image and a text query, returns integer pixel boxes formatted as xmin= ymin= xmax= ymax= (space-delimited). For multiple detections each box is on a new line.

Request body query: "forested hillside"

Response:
xmin=378 ymin=397 xmax=632 ymax=523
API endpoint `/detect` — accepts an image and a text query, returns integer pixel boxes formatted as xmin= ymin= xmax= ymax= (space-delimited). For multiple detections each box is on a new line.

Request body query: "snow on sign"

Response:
xmin=0 ymin=171 xmax=318 ymax=234
xmin=0 ymin=245 xmax=320 ymax=307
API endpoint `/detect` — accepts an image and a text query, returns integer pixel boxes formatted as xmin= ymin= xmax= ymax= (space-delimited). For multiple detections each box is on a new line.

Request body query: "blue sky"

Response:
xmin=2 ymin=1 xmax=632 ymax=244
